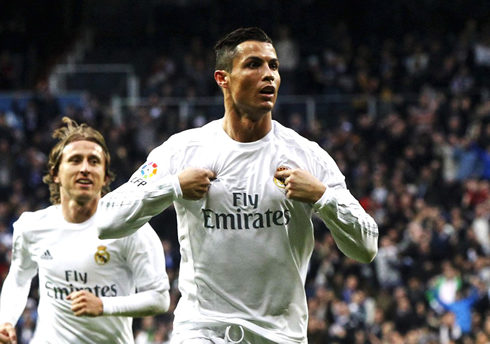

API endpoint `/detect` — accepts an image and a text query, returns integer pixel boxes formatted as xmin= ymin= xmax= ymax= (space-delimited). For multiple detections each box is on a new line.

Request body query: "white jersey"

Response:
xmin=0 ymin=205 xmax=169 ymax=344
xmin=96 ymin=119 xmax=378 ymax=343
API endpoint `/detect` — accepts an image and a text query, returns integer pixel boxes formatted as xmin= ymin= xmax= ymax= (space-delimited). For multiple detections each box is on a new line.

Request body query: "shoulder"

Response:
xmin=118 ymin=223 xmax=165 ymax=259
xmin=160 ymin=120 xmax=221 ymax=147
xmin=272 ymin=120 xmax=345 ymax=180
xmin=148 ymin=120 xmax=222 ymax=156
xmin=273 ymin=120 xmax=321 ymax=151
xmin=272 ymin=120 xmax=334 ymax=160
xmin=13 ymin=205 xmax=60 ymax=234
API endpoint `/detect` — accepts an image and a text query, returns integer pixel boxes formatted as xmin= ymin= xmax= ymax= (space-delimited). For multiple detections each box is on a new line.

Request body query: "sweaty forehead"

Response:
xmin=234 ymin=41 xmax=277 ymax=61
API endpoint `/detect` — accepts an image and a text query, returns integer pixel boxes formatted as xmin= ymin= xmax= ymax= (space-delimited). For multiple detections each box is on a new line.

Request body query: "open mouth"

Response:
xmin=76 ymin=179 xmax=93 ymax=185
xmin=260 ymin=86 xmax=275 ymax=95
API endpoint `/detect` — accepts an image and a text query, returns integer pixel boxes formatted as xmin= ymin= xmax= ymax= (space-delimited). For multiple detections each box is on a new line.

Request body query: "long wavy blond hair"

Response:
xmin=43 ymin=117 xmax=115 ymax=205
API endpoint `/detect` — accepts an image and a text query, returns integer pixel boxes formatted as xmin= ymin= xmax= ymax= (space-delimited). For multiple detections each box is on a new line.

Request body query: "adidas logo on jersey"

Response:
xmin=41 ymin=250 xmax=53 ymax=260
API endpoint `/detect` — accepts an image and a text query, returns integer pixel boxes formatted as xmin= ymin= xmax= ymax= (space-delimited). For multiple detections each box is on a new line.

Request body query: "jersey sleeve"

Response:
xmin=311 ymin=147 xmax=378 ymax=263
xmin=100 ymin=223 xmax=170 ymax=317
xmin=96 ymin=143 xmax=182 ymax=239
xmin=0 ymin=217 xmax=38 ymax=325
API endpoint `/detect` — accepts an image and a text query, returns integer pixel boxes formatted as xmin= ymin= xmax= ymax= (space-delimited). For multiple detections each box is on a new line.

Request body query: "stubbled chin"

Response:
xmin=72 ymin=192 xmax=99 ymax=205
xmin=259 ymin=101 xmax=275 ymax=111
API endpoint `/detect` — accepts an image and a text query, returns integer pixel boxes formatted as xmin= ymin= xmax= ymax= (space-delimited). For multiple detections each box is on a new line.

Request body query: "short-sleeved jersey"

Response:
xmin=4 ymin=205 xmax=169 ymax=344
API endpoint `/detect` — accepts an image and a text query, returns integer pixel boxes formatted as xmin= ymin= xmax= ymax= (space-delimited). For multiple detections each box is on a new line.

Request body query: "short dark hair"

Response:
xmin=214 ymin=27 xmax=273 ymax=72
xmin=43 ymin=117 xmax=115 ymax=204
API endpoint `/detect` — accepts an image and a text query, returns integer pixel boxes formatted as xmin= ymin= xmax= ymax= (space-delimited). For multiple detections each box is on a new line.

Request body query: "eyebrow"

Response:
xmin=245 ymin=56 xmax=279 ymax=64
xmin=66 ymin=153 xmax=102 ymax=161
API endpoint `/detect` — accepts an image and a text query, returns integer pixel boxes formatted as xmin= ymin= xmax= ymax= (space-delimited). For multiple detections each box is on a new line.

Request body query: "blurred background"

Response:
xmin=2 ymin=0 xmax=490 ymax=343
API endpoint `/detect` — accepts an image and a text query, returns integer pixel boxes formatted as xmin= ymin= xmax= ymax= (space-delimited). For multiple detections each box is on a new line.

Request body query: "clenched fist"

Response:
xmin=0 ymin=323 xmax=16 ymax=344
xmin=178 ymin=167 xmax=216 ymax=200
xmin=67 ymin=290 xmax=103 ymax=317
xmin=274 ymin=169 xmax=326 ymax=203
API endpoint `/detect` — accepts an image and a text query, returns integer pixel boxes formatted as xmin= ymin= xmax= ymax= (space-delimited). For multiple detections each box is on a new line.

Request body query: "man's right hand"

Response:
xmin=178 ymin=167 xmax=216 ymax=200
xmin=0 ymin=323 xmax=16 ymax=344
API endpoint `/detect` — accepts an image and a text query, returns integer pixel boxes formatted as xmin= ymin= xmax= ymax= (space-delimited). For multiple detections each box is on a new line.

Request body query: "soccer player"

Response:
xmin=0 ymin=117 xmax=170 ymax=344
xmin=96 ymin=27 xmax=378 ymax=343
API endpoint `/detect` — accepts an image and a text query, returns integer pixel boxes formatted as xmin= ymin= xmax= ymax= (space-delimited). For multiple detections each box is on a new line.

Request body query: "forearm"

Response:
xmin=314 ymin=187 xmax=378 ymax=263
xmin=96 ymin=175 xmax=182 ymax=239
xmin=0 ymin=273 xmax=32 ymax=325
xmin=101 ymin=289 xmax=170 ymax=317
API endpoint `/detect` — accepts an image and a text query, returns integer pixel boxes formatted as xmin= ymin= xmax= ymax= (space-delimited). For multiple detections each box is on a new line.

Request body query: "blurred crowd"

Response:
xmin=1 ymin=17 xmax=490 ymax=344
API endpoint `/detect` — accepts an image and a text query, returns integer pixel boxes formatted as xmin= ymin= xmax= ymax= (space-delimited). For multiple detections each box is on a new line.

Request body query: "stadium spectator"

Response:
xmin=432 ymin=279 xmax=484 ymax=336
xmin=2 ymin=11 xmax=490 ymax=343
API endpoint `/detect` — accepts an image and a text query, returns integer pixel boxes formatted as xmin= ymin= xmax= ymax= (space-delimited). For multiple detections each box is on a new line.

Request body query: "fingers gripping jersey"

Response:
xmin=97 ymin=119 xmax=378 ymax=343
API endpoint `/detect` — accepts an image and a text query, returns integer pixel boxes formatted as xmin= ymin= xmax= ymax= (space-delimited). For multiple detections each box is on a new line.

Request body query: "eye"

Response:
xmin=270 ymin=62 xmax=279 ymax=70
xmin=248 ymin=61 xmax=258 ymax=68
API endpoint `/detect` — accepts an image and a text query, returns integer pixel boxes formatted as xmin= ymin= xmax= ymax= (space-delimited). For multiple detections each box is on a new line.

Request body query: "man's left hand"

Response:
xmin=67 ymin=290 xmax=104 ymax=317
xmin=274 ymin=169 xmax=326 ymax=203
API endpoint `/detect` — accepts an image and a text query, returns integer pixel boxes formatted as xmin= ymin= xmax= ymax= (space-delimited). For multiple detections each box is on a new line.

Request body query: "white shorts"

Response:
xmin=169 ymin=325 xmax=278 ymax=344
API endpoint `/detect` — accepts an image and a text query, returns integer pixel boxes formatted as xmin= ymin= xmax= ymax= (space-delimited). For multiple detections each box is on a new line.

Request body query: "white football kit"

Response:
xmin=0 ymin=205 xmax=170 ymax=344
xmin=96 ymin=119 xmax=378 ymax=343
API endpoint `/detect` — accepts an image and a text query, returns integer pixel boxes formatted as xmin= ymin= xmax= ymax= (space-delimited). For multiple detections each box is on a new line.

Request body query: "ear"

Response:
xmin=52 ymin=167 xmax=60 ymax=183
xmin=214 ymin=70 xmax=228 ymax=89
xmin=104 ymin=174 xmax=111 ymax=187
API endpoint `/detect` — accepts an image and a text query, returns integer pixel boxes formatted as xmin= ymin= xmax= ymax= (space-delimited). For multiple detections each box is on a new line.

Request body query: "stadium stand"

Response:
xmin=2 ymin=1 xmax=490 ymax=343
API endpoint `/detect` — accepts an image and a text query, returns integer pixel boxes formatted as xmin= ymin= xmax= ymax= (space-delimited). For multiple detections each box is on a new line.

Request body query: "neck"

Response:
xmin=222 ymin=110 xmax=272 ymax=143
xmin=60 ymin=197 xmax=99 ymax=223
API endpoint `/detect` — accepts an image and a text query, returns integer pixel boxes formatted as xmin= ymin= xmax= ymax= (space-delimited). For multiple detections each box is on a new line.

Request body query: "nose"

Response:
xmin=80 ymin=159 xmax=91 ymax=175
xmin=263 ymin=74 xmax=274 ymax=82
xmin=262 ymin=65 xmax=275 ymax=82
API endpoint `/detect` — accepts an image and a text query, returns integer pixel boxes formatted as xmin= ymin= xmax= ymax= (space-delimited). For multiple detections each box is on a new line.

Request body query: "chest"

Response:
xmin=29 ymin=228 xmax=124 ymax=282
xmin=205 ymin=151 xmax=296 ymax=213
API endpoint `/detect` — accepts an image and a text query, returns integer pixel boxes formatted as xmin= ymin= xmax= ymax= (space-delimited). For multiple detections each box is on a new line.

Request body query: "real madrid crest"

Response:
xmin=94 ymin=245 xmax=110 ymax=265
xmin=273 ymin=166 xmax=290 ymax=189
